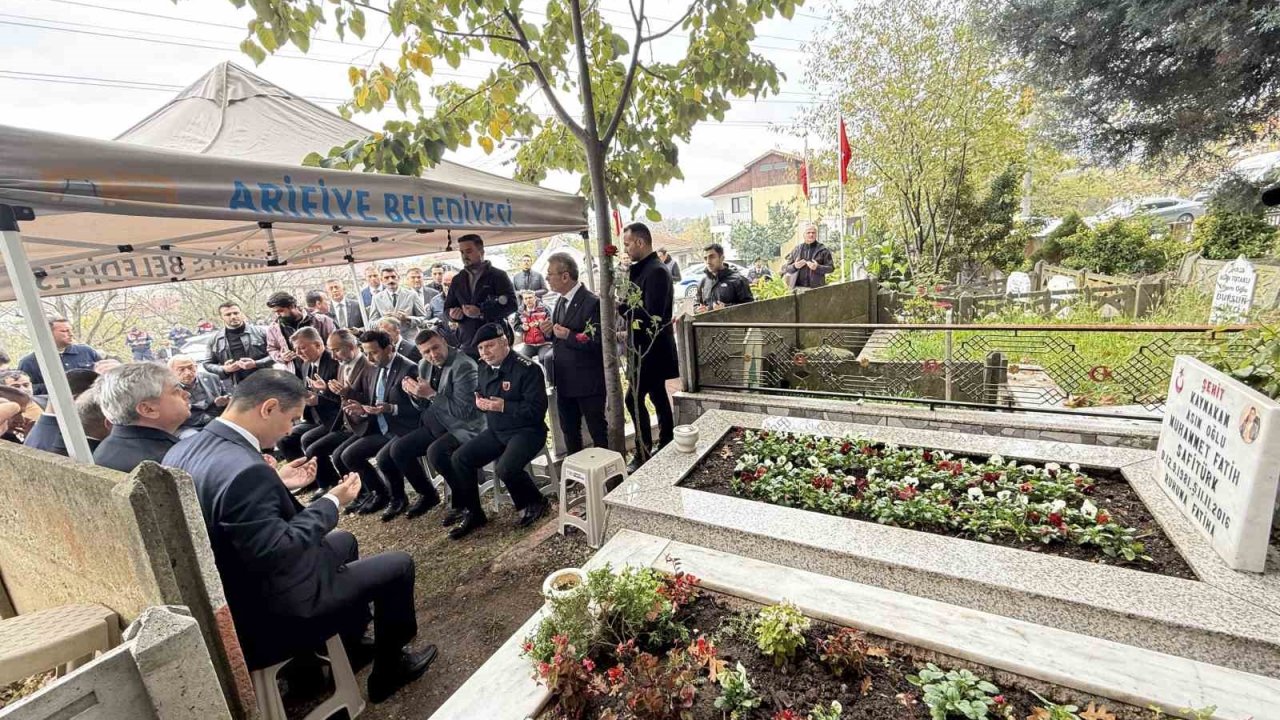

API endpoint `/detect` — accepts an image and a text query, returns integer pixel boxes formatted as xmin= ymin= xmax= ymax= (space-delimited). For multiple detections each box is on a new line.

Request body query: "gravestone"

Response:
xmin=1005 ymin=272 xmax=1031 ymax=297
xmin=1209 ymin=257 xmax=1256 ymax=323
xmin=1046 ymin=274 xmax=1077 ymax=294
xmin=1155 ymin=356 xmax=1280 ymax=572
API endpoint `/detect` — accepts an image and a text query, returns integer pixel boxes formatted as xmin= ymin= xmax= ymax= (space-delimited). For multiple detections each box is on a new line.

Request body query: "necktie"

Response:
xmin=375 ymin=366 xmax=389 ymax=434
xmin=337 ymin=303 xmax=346 ymax=327
xmin=553 ymin=296 xmax=567 ymax=325
xmin=390 ymin=292 xmax=398 ymax=308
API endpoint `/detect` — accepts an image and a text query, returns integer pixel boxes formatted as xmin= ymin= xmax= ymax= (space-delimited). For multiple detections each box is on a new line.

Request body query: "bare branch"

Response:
xmin=568 ymin=0 xmax=600 ymax=138
xmin=641 ymin=3 xmax=696 ymax=43
xmin=343 ymin=0 xmax=391 ymax=17
xmin=603 ymin=0 xmax=645 ymax=145
xmin=502 ymin=7 xmax=588 ymax=141
xmin=430 ymin=27 xmax=521 ymax=43
xmin=637 ymin=62 xmax=675 ymax=83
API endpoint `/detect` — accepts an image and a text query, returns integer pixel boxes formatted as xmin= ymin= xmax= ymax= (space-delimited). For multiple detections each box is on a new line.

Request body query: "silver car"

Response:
xmin=1086 ymin=196 xmax=1205 ymax=226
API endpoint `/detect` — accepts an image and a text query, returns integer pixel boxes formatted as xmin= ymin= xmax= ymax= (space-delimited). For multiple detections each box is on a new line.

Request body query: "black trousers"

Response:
xmin=333 ymin=433 xmax=396 ymax=500
xmin=277 ymin=422 xmax=318 ymax=461
xmin=556 ymin=392 xmax=608 ymax=455
xmin=316 ymin=530 xmax=417 ymax=662
xmin=451 ymin=429 xmax=545 ymax=514
xmin=303 ymin=427 xmax=349 ymax=490
xmin=625 ymin=372 xmax=674 ymax=453
xmin=385 ymin=415 xmax=458 ymax=505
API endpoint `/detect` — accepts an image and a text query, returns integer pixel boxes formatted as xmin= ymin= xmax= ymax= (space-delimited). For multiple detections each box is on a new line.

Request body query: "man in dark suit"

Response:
xmin=333 ymin=330 xmax=420 ymax=520
xmin=275 ymin=327 xmax=341 ymax=461
xmin=324 ymin=278 xmax=366 ymax=330
xmin=449 ymin=323 xmax=549 ymax=539
xmin=163 ymin=370 xmax=436 ymax=702
xmin=510 ymin=254 xmax=548 ymax=298
xmin=23 ymin=369 xmax=98 ymax=456
xmin=543 ymin=252 xmax=608 ymax=453
xmin=444 ymin=234 xmax=517 ymax=356
xmin=300 ymin=330 xmax=369 ymax=501
xmin=93 ymin=362 xmax=190 ymax=473
xmin=405 ymin=267 xmax=441 ymax=319
xmin=374 ymin=318 xmax=423 ymax=364
xmin=387 ymin=329 xmax=485 ymax=521
xmin=170 ymin=355 xmax=228 ymax=437
xmin=620 ymin=223 xmax=680 ymax=472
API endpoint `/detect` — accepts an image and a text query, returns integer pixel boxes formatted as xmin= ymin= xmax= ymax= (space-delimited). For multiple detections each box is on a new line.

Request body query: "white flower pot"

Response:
xmin=673 ymin=425 xmax=699 ymax=453
xmin=542 ymin=568 xmax=588 ymax=602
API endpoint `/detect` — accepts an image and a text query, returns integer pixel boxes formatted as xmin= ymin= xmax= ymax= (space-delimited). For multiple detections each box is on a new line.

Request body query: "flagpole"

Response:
xmin=837 ymin=116 xmax=846 ymax=282
xmin=803 ymin=135 xmax=812 ymax=223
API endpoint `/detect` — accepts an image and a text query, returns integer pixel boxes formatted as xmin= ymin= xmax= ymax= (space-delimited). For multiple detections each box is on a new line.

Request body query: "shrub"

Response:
xmin=533 ymin=635 xmax=598 ymax=720
xmin=907 ymin=663 xmax=1002 ymax=720
xmin=1057 ymin=216 xmax=1180 ymax=275
xmin=601 ymin=642 xmax=702 ymax=720
xmin=523 ymin=584 xmax=594 ymax=664
xmin=1193 ymin=212 xmax=1278 ymax=260
xmin=713 ymin=662 xmax=761 ymax=719
xmin=816 ymin=628 xmax=871 ymax=678
xmin=753 ymin=601 xmax=811 ymax=667
xmin=809 ymin=701 xmax=843 ymax=720
xmin=586 ymin=565 xmax=697 ymax=649
xmin=1028 ymin=211 xmax=1085 ymax=266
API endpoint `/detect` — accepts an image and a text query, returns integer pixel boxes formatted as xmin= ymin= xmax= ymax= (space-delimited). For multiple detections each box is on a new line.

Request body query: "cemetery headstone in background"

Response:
xmin=1005 ymin=271 xmax=1032 ymax=296
xmin=1209 ymin=256 xmax=1256 ymax=323
xmin=1155 ymin=356 xmax=1280 ymax=572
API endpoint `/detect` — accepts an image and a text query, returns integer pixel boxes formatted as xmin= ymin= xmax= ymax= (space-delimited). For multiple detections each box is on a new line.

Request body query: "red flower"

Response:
xmin=994 ymin=695 xmax=1007 ymax=706
xmin=773 ymin=711 xmax=802 ymax=720
xmin=1048 ymin=511 xmax=1063 ymax=526
xmin=607 ymin=665 xmax=624 ymax=683
xmin=1081 ymin=484 xmax=1096 ymax=495
xmin=1019 ymin=482 xmax=1033 ymax=494
xmin=1027 ymin=511 xmax=1041 ymax=522
xmin=537 ymin=661 xmax=550 ymax=677
xmin=604 ymin=244 xmax=618 ymax=257
xmin=861 ymin=445 xmax=878 ymax=457
xmin=521 ymin=640 xmax=533 ymax=653
xmin=1096 ymin=511 xmax=1110 ymax=524
xmin=812 ymin=475 xmax=833 ymax=491
xmin=922 ymin=450 xmax=934 ymax=462
xmin=981 ymin=471 xmax=1000 ymax=484
xmin=574 ymin=332 xmax=589 ymax=343
xmin=840 ymin=441 xmax=852 ymax=453
xmin=897 ymin=486 xmax=918 ymax=501
xmin=755 ymin=466 xmax=767 ymax=478
xmin=582 ymin=658 xmax=595 ymax=673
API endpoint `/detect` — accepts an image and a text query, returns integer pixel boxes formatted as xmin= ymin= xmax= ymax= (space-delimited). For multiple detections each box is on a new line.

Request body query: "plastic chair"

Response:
xmin=0 ymin=604 xmax=119 ymax=685
xmin=558 ymin=448 xmax=626 ymax=547
xmin=250 ymin=634 xmax=364 ymax=720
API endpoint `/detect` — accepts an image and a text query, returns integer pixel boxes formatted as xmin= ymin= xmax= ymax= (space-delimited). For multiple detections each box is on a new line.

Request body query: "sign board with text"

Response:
xmin=1155 ymin=356 xmax=1280 ymax=571
xmin=1209 ymin=257 xmax=1256 ymax=323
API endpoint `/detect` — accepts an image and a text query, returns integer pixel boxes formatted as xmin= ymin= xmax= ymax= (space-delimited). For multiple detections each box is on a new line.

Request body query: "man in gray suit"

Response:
xmin=370 ymin=266 xmax=430 ymax=331
xmin=386 ymin=328 xmax=484 ymax=521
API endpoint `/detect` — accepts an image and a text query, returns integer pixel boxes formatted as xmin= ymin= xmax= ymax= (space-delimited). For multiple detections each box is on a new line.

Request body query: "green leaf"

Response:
xmin=301 ymin=152 xmax=325 ymax=167
xmin=290 ymin=30 xmax=310 ymax=53
xmin=239 ymin=38 xmax=267 ymax=65
xmin=348 ymin=8 xmax=366 ymax=38
xmin=254 ymin=23 xmax=278 ymax=52
xmin=645 ymin=207 xmax=662 ymax=222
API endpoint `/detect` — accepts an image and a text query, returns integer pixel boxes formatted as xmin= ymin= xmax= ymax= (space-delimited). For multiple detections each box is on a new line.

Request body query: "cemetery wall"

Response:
xmin=1179 ymin=253 xmax=1280 ymax=310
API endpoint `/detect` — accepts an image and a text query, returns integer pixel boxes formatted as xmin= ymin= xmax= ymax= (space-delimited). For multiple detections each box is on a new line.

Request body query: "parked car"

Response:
xmin=675 ymin=262 xmax=750 ymax=299
xmin=176 ymin=330 xmax=219 ymax=364
xmin=1085 ymin=196 xmax=1205 ymax=226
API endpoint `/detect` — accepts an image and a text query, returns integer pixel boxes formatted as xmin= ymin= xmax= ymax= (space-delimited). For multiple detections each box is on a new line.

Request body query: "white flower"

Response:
xmin=1069 ymin=463 xmax=1080 ymax=473
xmin=1050 ymin=499 xmax=1067 ymax=513
xmin=1045 ymin=462 xmax=1061 ymax=473
xmin=967 ymin=487 xmax=984 ymax=501
xmin=1080 ymin=499 xmax=1097 ymax=519
xmin=989 ymin=454 xmax=1004 ymax=466
xmin=867 ymin=467 xmax=878 ymax=477
xmin=931 ymin=483 xmax=945 ymax=491
xmin=1018 ymin=494 xmax=1030 ymax=506
xmin=1020 ymin=464 xmax=1037 ymax=473
xmin=903 ymin=476 xmax=919 ymax=486
xmin=997 ymin=490 xmax=1011 ymax=501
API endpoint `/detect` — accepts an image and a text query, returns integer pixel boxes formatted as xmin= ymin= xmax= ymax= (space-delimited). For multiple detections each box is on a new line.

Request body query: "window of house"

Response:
xmin=808 ymin=185 xmax=829 ymax=205
xmin=731 ymin=196 xmax=751 ymax=214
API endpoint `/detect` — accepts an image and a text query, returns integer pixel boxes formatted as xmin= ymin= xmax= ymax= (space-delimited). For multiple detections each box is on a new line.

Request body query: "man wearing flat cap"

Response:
xmin=447 ymin=322 xmax=550 ymax=539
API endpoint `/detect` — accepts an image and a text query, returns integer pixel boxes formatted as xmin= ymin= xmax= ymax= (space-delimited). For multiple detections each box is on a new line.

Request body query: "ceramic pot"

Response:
xmin=673 ymin=425 xmax=699 ymax=453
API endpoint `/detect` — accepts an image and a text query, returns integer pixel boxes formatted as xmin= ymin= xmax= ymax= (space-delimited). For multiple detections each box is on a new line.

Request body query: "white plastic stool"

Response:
xmin=558 ymin=448 xmax=626 ymax=547
xmin=250 ymin=634 xmax=364 ymax=720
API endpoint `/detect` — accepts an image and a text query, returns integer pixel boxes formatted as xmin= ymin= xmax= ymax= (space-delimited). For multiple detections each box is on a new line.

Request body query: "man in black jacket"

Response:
xmin=204 ymin=302 xmax=272 ymax=386
xmin=449 ymin=323 xmax=549 ymax=539
xmin=620 ymin=223 xmax=680 ymax=471
xmin=23 ymin=369 xmax=98 ymax=456
xmin=324 ymin=278 xmax=366 ymax=330
xmin=444 ymin=234 xmax=517 ymax=356
xmin=543 ymin=252 xmax=608 ymax=453
xmin=696 ymin=243 xmax=754 ymax=311
xmin=510 ymin=254 xmax=548 ymax=298
xmin=657 ymin=248 xmax=682 ymax=282
xmin=275 ymin=327 xmax=341 ymax=461
xmin=333 ymin=330 xmax=420 ymax=521
xmin=93 ymin=362 xmax=190 ymax=473
xmin=782 ymin=222 xmax=835 ymax=289
xmin=374 ymin=318 xmax=423 ymax=364
xmin=164 ymin=370 xmax=436 ymax=702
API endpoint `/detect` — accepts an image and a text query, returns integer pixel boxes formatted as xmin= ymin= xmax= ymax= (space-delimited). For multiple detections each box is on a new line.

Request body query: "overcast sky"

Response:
xmin=0 ymin=0 xmax=834 ymax=219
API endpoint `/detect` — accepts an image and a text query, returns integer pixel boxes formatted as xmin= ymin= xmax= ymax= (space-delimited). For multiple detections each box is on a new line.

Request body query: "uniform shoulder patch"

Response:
xmin=514 ymin=354 xmax=534 ymax=366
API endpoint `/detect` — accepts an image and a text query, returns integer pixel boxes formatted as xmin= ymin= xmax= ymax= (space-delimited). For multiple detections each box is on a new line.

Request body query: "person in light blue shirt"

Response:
xmin=18 ymin=318 xmax=101 ymax=395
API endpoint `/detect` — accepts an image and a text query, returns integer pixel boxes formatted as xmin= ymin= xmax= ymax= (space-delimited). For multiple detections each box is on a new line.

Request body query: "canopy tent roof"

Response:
xmin=0 ymin=63 xmax=586 ymax=302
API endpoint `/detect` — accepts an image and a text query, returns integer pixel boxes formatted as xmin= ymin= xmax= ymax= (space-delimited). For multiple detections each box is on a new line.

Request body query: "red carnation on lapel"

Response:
xmin=575 ymin=332 xmax=589 ymax=343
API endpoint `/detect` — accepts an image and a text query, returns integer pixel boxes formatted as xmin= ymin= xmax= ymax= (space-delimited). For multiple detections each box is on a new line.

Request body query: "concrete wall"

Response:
xmin=1178 ymin=252 xmax=1280 ymax=310
xmin=1 ymin=606 xmax=231 ymax=720
xmin=0 ymin=445 xmax=257 ymax=719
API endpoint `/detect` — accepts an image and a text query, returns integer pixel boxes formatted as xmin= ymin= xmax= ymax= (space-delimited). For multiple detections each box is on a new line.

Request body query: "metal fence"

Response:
xmin=685 ymin=321 xmax=1251 ymax=421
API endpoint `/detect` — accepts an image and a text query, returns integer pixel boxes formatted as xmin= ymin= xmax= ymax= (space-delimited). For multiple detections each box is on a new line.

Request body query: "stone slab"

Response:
xmin=437 ymin=530 xmax=1275 ymax=720
xmin=604 ymin=410 xmax=1280 ymax=677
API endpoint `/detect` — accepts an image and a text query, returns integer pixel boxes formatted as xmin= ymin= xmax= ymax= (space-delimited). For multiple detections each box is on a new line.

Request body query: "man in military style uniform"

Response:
xmin=126 ymin=327 xmax=155 ymax=361
xmin=448 ymin=323 xmax=549 ymax=539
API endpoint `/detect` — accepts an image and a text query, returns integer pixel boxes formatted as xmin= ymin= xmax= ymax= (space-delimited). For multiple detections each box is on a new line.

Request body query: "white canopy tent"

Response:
xmin=0 ymin=65 xmax=588 ymax=463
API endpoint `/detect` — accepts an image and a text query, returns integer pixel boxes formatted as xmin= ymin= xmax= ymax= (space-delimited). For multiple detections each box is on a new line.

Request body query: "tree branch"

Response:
xmin=502 ymin=7 xmax=588 ymax=142
xmin=430 ymin=27 xmax=521 ymax=43
xmin=603 ymin=0 xmax=645 ymax=145
xmin=343 ymin=0 xmax=390 ymax=17
xmin=637 ymin=62 xmax=675 ymax=82
xmin=641 ymin=3 xmax=696 ymax=43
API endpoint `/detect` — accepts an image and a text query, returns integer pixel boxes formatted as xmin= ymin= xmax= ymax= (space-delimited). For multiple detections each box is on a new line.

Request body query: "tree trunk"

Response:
xmin=584 ymin=140 xmax=627 ymax=453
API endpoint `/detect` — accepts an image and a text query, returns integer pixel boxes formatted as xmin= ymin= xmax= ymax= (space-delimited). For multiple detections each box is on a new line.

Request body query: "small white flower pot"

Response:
xmin=672 ymin=425 xmax=699 ymax=453
xmin=542 ymin=568 xmax=588 ymax=601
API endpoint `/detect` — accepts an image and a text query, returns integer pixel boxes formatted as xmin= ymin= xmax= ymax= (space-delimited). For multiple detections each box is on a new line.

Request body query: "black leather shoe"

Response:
xmin=359 ymin=494 xmax=389 ymax=515
xmin=448 ymin=510 xmax=488 ymax=540
xmin=380 ymin=498 xmax=406 ymax=522
xmin=626 ymin=456 xmax=645 ymax=475
xmin=515 ymin=499 xmax=549 ymax=528
xmin=368 ymin=644 xmax=438 ymax=704
xmin=405 ymin=495 xmax=440 ymax=519
xmin=308 ymin=487 xmax=332 ymax=503
xmin=440 ymin=507 xmax=465 ymax=526
xmin=343 ymin=493 xmax=370 ymax=515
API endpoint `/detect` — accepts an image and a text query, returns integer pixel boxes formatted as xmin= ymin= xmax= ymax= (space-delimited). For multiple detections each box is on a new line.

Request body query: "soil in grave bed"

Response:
xmin=560 ymin=592 xmax=1150 ymax=720
xmin=679 ymin=427 xmax=1196 ymax=580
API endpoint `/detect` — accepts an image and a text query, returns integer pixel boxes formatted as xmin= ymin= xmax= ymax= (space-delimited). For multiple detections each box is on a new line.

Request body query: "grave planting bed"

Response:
xmin=680 ymin=426 xmax=1194 ymax=578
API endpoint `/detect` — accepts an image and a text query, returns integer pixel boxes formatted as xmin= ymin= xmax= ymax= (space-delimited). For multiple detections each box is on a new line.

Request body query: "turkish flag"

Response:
xmin=611 ymin=208 xmax=622 ymax=236
xmin=839 ymin=116 xmax=852 ymax=185
xmin=799 ymin=157 xmax=810 ymax=197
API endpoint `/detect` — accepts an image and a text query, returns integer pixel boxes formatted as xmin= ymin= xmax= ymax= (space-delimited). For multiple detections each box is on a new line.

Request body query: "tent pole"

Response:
xmin=0 ymin=205 xmax=94 ymax=463
xmin=348 ymin=261 xmax=371 ymax=328
xmin=580 ymin=230 xmax=596 ymax=293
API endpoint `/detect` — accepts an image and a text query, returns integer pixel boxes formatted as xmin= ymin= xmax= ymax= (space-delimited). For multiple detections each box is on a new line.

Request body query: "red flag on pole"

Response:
xmin=799 ymin=144 xmax=810 ymax=198
xmin=839 ymin=116 xmax=852 ymax=185
xmin=611 ymin=208 xmax=622 ymax=236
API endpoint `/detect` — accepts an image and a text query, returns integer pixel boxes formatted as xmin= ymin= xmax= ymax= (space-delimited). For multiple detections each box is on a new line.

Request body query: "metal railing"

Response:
xmin=684 ymin=321 xmax=1251 ymax=421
